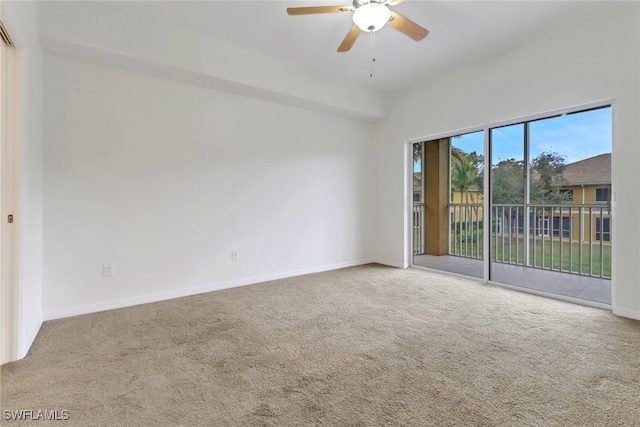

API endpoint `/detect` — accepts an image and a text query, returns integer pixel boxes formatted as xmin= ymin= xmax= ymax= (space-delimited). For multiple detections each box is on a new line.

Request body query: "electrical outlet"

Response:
xmin=103 ymin=263 xmax=115 ymax=276
xmin=231 ymin=251 xmax=238 ymax=261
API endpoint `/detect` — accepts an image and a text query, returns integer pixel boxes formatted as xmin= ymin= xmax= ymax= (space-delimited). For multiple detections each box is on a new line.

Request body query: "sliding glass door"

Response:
xmin=412 ymin=131 xmax=484 ymax=279
xmin=488 ymin=107 xmax=612 ymax=304
xmin=412 ymin=105 xmax=612 ymax=305
xmin=489 ymin=123 xmax=528 ymax=284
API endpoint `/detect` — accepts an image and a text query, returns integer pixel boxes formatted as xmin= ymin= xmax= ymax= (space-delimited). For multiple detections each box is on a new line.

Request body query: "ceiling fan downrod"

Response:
xmin=369 ymin=30 xmax=376 ymax=78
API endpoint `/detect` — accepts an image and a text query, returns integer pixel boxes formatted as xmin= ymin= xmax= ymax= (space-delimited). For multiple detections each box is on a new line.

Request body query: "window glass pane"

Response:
xmin=491 ymin=124 xmax=524 ymax=204
xmin=451 ymin=131 xmax=484 ymax=202
xmin=596 ymin=188 xmax=608 ymax=202
xmin=490 ymin=106 xmax=612 ymax=303
xmin=413 ymin=131 xmax=485 ymax=280
xmin=529 ymin=107 xmax=611 ymax=205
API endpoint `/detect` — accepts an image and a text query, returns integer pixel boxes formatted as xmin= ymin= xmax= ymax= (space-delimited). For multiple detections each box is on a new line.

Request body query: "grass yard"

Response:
xmin=449 ymin=234 xmax=611 ymax=278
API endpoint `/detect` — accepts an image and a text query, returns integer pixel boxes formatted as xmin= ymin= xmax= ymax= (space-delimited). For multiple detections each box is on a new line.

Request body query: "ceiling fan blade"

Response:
xmin=287 ymin=5 xmax=354 ymax=15
xmin=388 ymin=0 xmax=406 ymax=5
xmin=337 ymin=24 xmax=361 ymax=52
xmin=389 ymin=11 xmax=429 ymax=41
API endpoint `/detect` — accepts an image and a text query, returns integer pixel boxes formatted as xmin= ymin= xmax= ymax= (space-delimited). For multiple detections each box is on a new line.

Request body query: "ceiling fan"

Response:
xmin=287 ymin=0 xmax=429 ymax=52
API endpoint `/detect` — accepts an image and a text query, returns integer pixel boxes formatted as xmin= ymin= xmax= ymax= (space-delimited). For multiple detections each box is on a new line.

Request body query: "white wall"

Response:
xmin=1 ymin=0 xmax=43 ymax=361
xmin=37 ymin=1 xmax=386 ymax=122
xmin=373 ymin=2 xmax=640 ymax=319
xmin=42 ymin=54 xmax=375 ymax=318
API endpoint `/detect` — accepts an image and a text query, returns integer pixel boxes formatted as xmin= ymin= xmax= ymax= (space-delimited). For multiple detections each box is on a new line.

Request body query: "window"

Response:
xmin=596 ymin=217 xmax=611 ymax=242
xmin=553 ymin=216 xmax=572 ymax=238
xmin=413 ymin=193 xmax=421 ymax=202
xmin=596 ymin=188 xmax=609 ymax=204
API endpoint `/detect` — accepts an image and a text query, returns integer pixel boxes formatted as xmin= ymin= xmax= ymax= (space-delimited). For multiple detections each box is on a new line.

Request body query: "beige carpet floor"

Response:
xmin=1 ymin=264 xmax=639 ymax=426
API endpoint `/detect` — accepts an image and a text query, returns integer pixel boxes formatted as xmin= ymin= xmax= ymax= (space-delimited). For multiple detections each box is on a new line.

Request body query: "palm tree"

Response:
xmin=451 ymin=160 xmax=476 ymax=205
xmin=413 ymin=143 xmax=422 ymax=164
xmin=451 ymin=150 xmax=484 ymax=245
xmin=451 ymin=149 xmax=483 ymax=205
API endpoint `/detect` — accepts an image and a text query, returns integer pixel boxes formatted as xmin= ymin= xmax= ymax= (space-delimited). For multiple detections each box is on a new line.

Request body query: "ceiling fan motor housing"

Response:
xmin=352 ymin=0 xmax=387 ymax=8
xmin=352 ymin=1 xmax=391 ymax=32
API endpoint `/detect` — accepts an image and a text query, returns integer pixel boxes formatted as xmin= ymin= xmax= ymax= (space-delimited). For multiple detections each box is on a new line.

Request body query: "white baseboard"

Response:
xmin=374 ymin=258 xmax=408 ymax=269
xmin=22 ymin=317 xmax=43 ymax=358
xmin=612 ymin=307 xmax=640 ymax=321
xmin=43 ymin=259 xmax=373 ymax=322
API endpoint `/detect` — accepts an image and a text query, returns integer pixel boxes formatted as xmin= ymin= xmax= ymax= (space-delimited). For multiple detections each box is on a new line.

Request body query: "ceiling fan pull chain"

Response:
xmin=369 ymin=30 xmax=376 ymax=78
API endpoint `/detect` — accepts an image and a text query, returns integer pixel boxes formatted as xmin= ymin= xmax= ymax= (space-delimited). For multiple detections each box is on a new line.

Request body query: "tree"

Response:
xmin=413 ymin=143 xmax=422 ymax=165
xmin=414 ymin=141 xmax=485 ymax=207
xmin=491 ymin=150 xmax=570 ymax=205
xmin=491 ymin=158 xmax=524 ymax=204
xmin=451 ymin=149 xmax=484 ymax=242
xmin=529 ymin=150 xmax=570 ymax=204
xmin=490 ymin=158 xmax=526 ymax=236
xmin=451 ymin=149 xmax=483 ymax=205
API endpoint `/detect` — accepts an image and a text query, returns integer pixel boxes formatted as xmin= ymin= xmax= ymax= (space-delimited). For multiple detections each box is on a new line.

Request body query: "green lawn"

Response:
xmin=449 ymin=234 xmax=611 ymax=278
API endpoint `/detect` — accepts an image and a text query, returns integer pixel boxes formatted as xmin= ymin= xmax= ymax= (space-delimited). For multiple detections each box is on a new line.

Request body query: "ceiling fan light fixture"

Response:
xmin=352 ymin=2 xmax=390 ymax=32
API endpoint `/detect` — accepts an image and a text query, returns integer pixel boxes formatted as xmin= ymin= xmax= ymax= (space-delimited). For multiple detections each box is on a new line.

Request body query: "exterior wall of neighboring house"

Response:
xmin=450 ymin=189 xmax=483 ymax=223
xmin=451 ymin=190 xmax=482 ymax=205
xmin=413 ymin=173 xmax=422 ymax=202
xmin=559 ymin=184 xmax=612 ymax=243
xmin=551 ymin=153 xmax=612 ymax=243
xmin=567 ymin=184 xmax=611 ymax=205
xmin=458 ymin=183 xmax=611 ymax=243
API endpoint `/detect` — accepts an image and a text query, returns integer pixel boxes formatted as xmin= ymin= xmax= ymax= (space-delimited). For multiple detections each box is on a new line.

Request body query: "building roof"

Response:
xmin=562 ymin=153 xmax=611 ymax=186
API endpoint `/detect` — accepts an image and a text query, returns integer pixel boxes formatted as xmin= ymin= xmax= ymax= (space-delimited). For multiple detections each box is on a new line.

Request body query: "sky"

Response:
xmin=415 ymin=106 xmax=611 ymax=171
xmin=491 ymin=106 xmax=611 ymax=165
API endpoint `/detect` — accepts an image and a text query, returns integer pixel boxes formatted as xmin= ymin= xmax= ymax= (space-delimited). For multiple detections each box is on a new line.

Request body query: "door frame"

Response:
xmin=405 ymin=99 xmax=615 ymax=310
xmin=0 ymin=17 xmax=22 ymax=364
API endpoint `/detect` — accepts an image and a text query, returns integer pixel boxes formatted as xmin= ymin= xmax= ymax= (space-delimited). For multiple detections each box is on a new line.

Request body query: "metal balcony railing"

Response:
xmin=491 ymin=204 xmax=611 ymax=279
xmin=412 ymin=203 xmax=424 ymax=255
xmin=450 ymin=203 xmax=483 ymax=259
xmin=412 ymin=202 xmax=611 ymax=279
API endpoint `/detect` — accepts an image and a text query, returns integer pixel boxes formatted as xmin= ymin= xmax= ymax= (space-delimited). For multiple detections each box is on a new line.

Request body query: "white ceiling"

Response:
xmin=93 ymin=1 xmax=592 ymax=92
